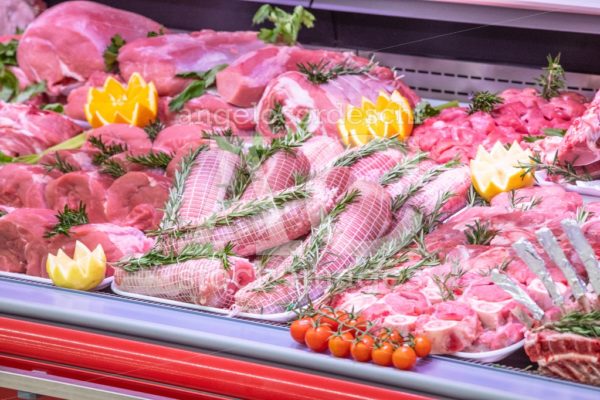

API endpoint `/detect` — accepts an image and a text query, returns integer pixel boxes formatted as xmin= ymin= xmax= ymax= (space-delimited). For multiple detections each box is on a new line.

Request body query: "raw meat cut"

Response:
xmin=217 ymin=46 xmax=397 ymax=107
xmin=557 ymin=90 xmax=600 ymax=167
xmin=171 ymin=167 xmax=354 ymax=258
xmin=234 ymin=179 xmax=392 ymax=314
xmin=38 ymin=150 xmax=97 ymax=172
xmin=17 ymin=1 xmax=162 ymax=94
xmin=152 ymin=124 xmax=206 ymax=155
xmin=114 ymin=257 xmax=255 ymax=308
xmin=0 ymin=208 xmax=56 ymax=277
xmin=118 ymin=30 xmax=265 ymax=96
xmin=105 ymin=171 xmax=171 ymax=231
xmin=349 ymin=148 xmax=405 ymax=183
xmin=81 ymin=124 xmax=153 ymax=155
xmin=490 ymin=185 xmax=582 ymax=214
xmin=525 ymin=329 xmax=600 ymax=386
xmin=255 ymin=71 xmax=418 ymax=138
xmin=0 ymin=101 xmax=82 ymax=157
xmin=0 ymin=164 xmax=53 ymax=208
xmin=178 ymin=148 xmax=241 ymax=223
xmin=0 ymin=1 xmax=45 ymax=36
xmin=241 ymin=150 xmax=311 ymax=200
xmin=297 ymin=136 xmax=345 ymax=174
xmin=50 ymin=223 xmax=154 ymax=264
xmin=45 ymin=171 xmax=113 ymax=223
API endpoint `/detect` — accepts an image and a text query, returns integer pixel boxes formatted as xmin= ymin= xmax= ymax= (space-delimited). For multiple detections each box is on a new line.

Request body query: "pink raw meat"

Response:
xmin=415 ymin=301 xmax=481 ymax=354
xmin=255 ymin=71 xmax=418 ymax=138
xmin=114 ymin=257 xmax=255 ymax=308
xmin=297 ymin=136 xmax=345 ymax=174
xmin=106 ymin=172 xmax=170 ymax=231
xmin=241 ymin=150 xmax=311 ymax=200
xmin=45 ymin=171 xmax=113 ymax=222
xmin=0 ymin=101 xmax=82 ymax=157
xmin=118 ymin=30 xmax=264 ymax=96
xmin=217 ymin=46 xmax=398 ymax=108
xmin=0 ymin=1 xmax=45 ymax=36
xmin=557 ymin=90 xmax=600 ymax=166
xmin=349 ymin=148 xmax=405 ymax=183
xmin=0 ymin=164 xmax=53 ymax=208
xmin=50 ymin=223 xmax=154 ymax=264
xmin=470 ymin=322 xmax=525 ymax=351
xmin=82 ymin=124 xmax=153 ymax=155
xmin=490 ymin=185 xmax=583 ymax=214
xmin=152 ymin=124 xmax=206 ymax=155
xmin=17 ymin=1 xmax=162 ymax=94
xmin=39 ymin=150 xmax=97 ymax=172
xmin=0 ymin=208 xmax=56 ymax=276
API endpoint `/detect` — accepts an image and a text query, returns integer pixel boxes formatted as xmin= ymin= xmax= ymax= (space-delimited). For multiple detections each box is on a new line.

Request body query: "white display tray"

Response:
xmin=453 ymin=339 xmax=526 ymax=363
xmin=0 ymin=270 xmax=113 ymax=291
xmin=111 ymin=281 xmax=298 ymax=322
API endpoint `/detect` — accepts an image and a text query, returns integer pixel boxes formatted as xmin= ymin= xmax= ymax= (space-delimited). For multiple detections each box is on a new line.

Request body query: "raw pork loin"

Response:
xmin=17 ymin=1 xmax=162 ymax=94
xmin=114 ymin=257 xmax=255 ymax=308
xmin=118 ymin=30 xmax=265 ymax=96
xmin=0 ymin=101 xmax=82 ymax=157
xmin=0 ymin=208 xmax=56 ymax=277
xmin=82 ymin=124 xmax=153 ymax=155
xmin=0 ymin=0 xmax=45 ymax=36
xmin=0 ymin=164 xmax=53 ymax=208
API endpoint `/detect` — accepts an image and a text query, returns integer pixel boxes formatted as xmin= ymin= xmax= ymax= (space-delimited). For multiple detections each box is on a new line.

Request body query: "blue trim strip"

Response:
xmin=0 ymin=278 xmax=598 ymax=400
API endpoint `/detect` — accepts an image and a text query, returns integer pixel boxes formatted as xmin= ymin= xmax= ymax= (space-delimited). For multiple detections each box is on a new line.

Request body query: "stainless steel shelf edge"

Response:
xmin=1 ymin=279 xmax=598 ymax=400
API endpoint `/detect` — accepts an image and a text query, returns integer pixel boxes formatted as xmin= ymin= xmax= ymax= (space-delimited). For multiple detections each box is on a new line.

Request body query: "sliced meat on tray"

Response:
xmin=118 ymin=30 xmax=265 ymax=96
xmin=0 ymin=164 xmax=53 ymax=208
xmin=45 ymin=171 xmax=113 ymax=223
xmin=81 ymin=124 xmax=153 ymax=155
xmin=151 ymin=124 xmax=206 ymax=155
xmin=113 ymin=257 xmax=255 ymax=308
xmin=255 ymin=71 xmax=418 ymax=138
xmin=17 ymin=1 xmax=162 ymax=94
xmin=0 ymin=101 xmax=83 ymax=157
xmin=217 ymin=46 xmax=397 ymax=107
xmin=0 ymin=208 xmax=56 ymax=277
xmin=106 ymin=171 xmax=170 ymax=231
xmin=234 ymin=179 xmax=392 ymax=314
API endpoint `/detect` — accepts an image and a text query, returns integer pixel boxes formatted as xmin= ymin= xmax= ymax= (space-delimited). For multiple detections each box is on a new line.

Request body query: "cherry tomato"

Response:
xmin=290 ymin=317 xmax=313 ymax=344
xmin=305 ymin=325 xmax=333 ymax=352
xmin=344 ymin=315 xmax=368 ymax=336
xmin=350 ymin=335 xmax=374 ymax=362
xmin=392 ymin=346 xmax=417 ymax=370
xmin=328 ymin=332 xmax=353 ymax=358
xmin=414 ymin=335 xmax=432 ymax=358
xmin=316 ymin=307 xmax=339 ymax=330
xmin=377 ymin=328 xmax=402 ymax=345
xmin=372 ymin=342 xmax=395 ymax=366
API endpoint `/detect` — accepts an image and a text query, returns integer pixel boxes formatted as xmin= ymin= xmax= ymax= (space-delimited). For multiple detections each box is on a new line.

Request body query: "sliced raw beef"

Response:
xmin=241 ymin=150 xmax=311 ymax=200
xmin=65 ymin=71 xmax=115 ymax=121
xmin=0 ymin=208 xmax=56 ymax=276
xmin=171 ymin=167 xmax=354 ymax=258
xmin=255 ymin=71 xmax=419 ymax=138
xmin=234 ymin=180 xmax=392 ymax=314
xmin=178 ymin=148 xmax=241 ymax=223
xmin=297 ymin=136 xmax=345 ymax=174
xmin=114 ymin=257 xmax=255 ymax=308
xmin=105 ymin=172 xmax=170 ymax=231
xmin=17 ymin=1 xmax=162 ymax=94
xmin=217 ymin=46 xmax=397 ymax=107
xmin=152 ymin=124 xmax=206 ymax=154
xmin=82 ymin=124 xmax=153 ymax=155
xmin=525 ymin=329 xmax=600 ymax=386
xmin=415 ymin=301 xmax=481 ymax=354
xmin=118 ymin=30 xmax=264 ymax=96
xmin=0 ymin=1 xmax=45 ymax=36
xmin=0 ymin=164 xmax=53 ymax=208
xmin=557 ymin=90 xmax=600 ymax=167
xmin=0 ymin=101 xmax=82 ymax=157
xmin=50 ymin=223 xmax=154 ymax=264
xmin=158 ymin=94 xmax=256 ymax=135
xmin=45 ymin=171 xmax=113 ymax=222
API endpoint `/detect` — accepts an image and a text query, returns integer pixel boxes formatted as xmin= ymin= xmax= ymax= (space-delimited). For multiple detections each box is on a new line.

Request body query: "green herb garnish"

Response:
xmin=0 ymin=39 xmax=18 ymax=66
xmin=268 ymin=102 xmax=286 ymax=134
xmin=88 ymin=136 xmax=127 ymax=165
xmin=143 ymin=120 xmax=164 ymax=141
xmin=542 ymin=311 xmax=600 ymax=338
xmin=465 ymin=220 xmax=498 ymax=245
xmin=45 ymin=202 xmax=89 ymax=238
xmin=168 ymin=64 xmax=228 ymax=112
xmin=42 ymin=103 xmax=65 ymax=113
xmin=334 ymin=138 xmax=405 ymax=167
xmin=147 ymin=28 xmax=165 ymax=37
xmin=252 ymin=5 xmax=315 ymax=45
xmin=127 ymin=151 xmax=173 ymax=169
xmin=297 ymin=59 xmax=374 ymax=85
xmin=42 ymin=153 xmax=76 ymax=174
xmin=413 ymin=100 xmax=460 ymax=125
xmin=100 ymin=159 xmax=126 ymax=178
xmin=468 ymin=91 xmax=503 ymax=114
xmin=103 ymin=34 xmax=126 ymax=73
xmin=537 ymin=53 xmax=565 ymax=100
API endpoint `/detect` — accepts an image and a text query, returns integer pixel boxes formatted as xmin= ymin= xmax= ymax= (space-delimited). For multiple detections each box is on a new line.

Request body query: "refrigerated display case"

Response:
xmin=1 ymin=1 xmax=600 ymax=399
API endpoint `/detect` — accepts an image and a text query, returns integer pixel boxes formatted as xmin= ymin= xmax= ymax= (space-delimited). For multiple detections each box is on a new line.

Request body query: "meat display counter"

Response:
xmin=1 ymin=1 xmax=600 ymax=399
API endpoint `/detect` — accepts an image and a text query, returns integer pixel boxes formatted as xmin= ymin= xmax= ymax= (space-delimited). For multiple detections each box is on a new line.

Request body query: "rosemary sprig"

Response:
xmin=159 ymin=146 xmax=206 ymax=231
xmin=127 ymin=151 xmax=174 ymax=169
xmin=334 ymin=138 xmax=405 ymax=168
xmin=537 ymin=53 xmax=565 ymax=100
xmin=88 ymin=136 xmax=127 ymax=165
xmin=253 ymin=4 xmax=315 ymax=45
xmin=143 ymin=120 xmax=164 ymax=142
xmin=42 ymin=153 xmax=76 ymax=174
xmin=293 ymin=172 xmax=309 ymax=186
xmin=517 ymin=152 xmax=590 ymax=184
xmin=379 ymin=152 xmax=429 ymax=186
xmin=117 ymin=242 xmax=234 ymax=272
xmin=507 ymin=190 xmax=541 ymax=211
xmin=467 ymin=184 xmax=489 ymax=207
xmin=297 ymin=59 xmax=375 ymax=85
xmin=44 ymin=202 xmax=89 ymax=238
xmin=100 ymin=159 xmax=126 ymax=178
xmin=464 ymin=220 xmax=498 ymax=245
xmin=432 ymin=263 xmax=467 ymax=301
xmin=468 ymin=91 xmax=503 ymax=114
xmin=541 ymin=311 xmax=600 ymax=338
xmin=413 ymin=100 xmax=460 ymax=125
xmin=268 ymin=102 xmax=286 ymax=134
xmin=103 ymin=34 xmax=126 ymax=73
